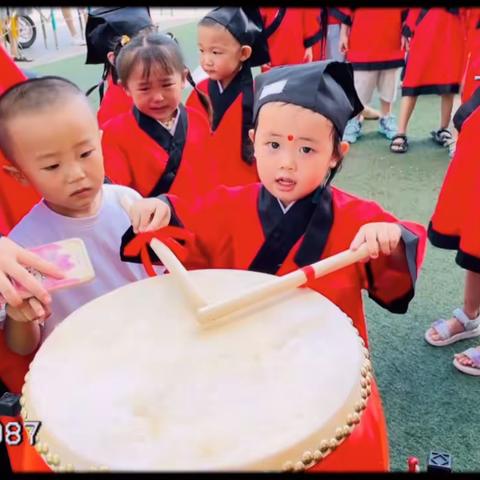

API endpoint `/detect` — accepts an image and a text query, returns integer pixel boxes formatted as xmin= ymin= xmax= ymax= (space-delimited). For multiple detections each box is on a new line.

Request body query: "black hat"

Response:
xmin=85 ymin=7 xmax=153 ymax=64
xmin=253 ymin=60 xmax=364 ymax=136
xmin=203 ymin=7 xmax=270 ymax=67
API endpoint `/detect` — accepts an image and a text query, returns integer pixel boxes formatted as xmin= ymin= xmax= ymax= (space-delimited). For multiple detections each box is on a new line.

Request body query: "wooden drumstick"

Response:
xmin=197 ymin=244 xmax=370 ymax=324
xmin=120 ymin=195 xmax=208 ymax=309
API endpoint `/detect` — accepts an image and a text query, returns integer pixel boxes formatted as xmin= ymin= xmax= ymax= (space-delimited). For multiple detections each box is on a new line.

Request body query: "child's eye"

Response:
xmin=162 ymin=83 xmax=175 ymax=88
xmin=267 ymin=141 xmax=280 ymax=150
xmin=300 ymin=146 xmax=314 ymax=154
xmin=80 ymin=149 xmax=94 ymax=159
xmin=212 ymin=50 xmax=222 ymax=55
xmin=43 ymin=164 xmax=59 ymax=171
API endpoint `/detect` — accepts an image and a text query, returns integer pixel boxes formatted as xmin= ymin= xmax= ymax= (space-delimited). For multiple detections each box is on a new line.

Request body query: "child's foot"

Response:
xmin=390 ymin=134 xmax=408 ymax=153
xmin=453 ymin=345 xmax=480 ymax=376
xmin=342 ymin=118 xmax=362 ymax=143
xmin=425 ymin=308 xmax=480 ymax=346
xmin=378 ymin=114 xmax=397 ymax=140
xmin=431 ymin=128 xmax=454 ymax=147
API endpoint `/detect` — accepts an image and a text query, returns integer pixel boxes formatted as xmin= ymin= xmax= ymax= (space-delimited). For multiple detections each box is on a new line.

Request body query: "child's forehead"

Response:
xmin=258 ymin=102 xmax=332 ymax=126
xmin=198 ymin=22 xmax=238 ymax=45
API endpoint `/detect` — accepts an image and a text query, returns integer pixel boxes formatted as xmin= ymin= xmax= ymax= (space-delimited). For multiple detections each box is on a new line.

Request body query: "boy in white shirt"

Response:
xmin=0 ymin=76 xmax=156 ymax=355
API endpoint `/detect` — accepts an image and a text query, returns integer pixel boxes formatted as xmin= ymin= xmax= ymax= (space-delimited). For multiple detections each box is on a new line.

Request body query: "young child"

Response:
xmin=390 ymin=8 xmax=465 ymax=153
xmin=101 ymin=31 xmax=218 ymax=202
xmin=0 ymin=76 xmax=156 ymax=357
xmin=186 ymin=7 xmax=270 ymax=186
xmin=85 ymin=6 xmax=154 ymax=129
xmin=259 ymin=7 xmax=317 ymax=70
xmin=123 ymin=60 xmax=427 ymax=471
xmin=338 ymin=8 xmax=407 ymax=143
xmin=426 ymin=85 xmax=480 ymax=376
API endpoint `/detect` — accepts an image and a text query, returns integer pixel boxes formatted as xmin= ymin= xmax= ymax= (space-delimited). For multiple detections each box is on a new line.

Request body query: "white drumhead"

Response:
xmin=24 ymin=269 xmax=365 ymax=471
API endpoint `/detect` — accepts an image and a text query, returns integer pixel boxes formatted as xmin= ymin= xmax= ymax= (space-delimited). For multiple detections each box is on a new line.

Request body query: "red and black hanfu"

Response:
xmin=401 ymin=8 xmax=465 ymax=96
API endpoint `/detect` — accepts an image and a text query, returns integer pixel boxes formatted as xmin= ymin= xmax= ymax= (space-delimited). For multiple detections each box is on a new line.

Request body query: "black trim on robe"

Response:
xmin=401 ymin=9 xmax=409 ymax=24
xmin=263 ymin=7 xmax=286 ymax=38
xmin=402 ymin=84 xmax=460 ymax=97
xmin=428 ymin=221 xmax=460 ymax=250
xmin=415 ymin=8 xmax=429 ymax=28
xmin=330 ymin=7 xmax=351 ymax=26
xmin=456 ymin=250 xmax=480 ymax=274
xmin=477 ymin=17 xmax=480 ymax=29
xmin=402 ymin=24 xmax=413 ymax=38
xmin=248 ymin=186 xmax=334 ymax=274
xmin=132 ymin=104 xmax=188 ymax=196
xmin=365 ymin=224 xmax=419 ymax=314
xmin=119 ymin=195 xmax=183 ymax=266
xmin=352 ymin=59 xmax=405 ymax=71
xmin=453 ymin=86 xmax=480 ymax=133
xmin=208 ymin=67 xmax=255 ymax=164
xmin=249 ymin=187 xmax=317 ymax=274
xmin=304 ymin=29 xmax=323 ymax=49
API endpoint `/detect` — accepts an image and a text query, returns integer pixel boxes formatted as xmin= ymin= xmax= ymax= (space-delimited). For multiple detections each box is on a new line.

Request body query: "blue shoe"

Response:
xmin=343 ymin=118 xmax=362 ymax=143
xmin=378 ymin=115 xmax=397 ymax=140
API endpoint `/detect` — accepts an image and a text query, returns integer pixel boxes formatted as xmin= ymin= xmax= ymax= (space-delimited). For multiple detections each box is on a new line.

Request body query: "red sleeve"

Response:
xmin=402 ymin=8 xmax=421 ymax=37
xmin=356 ymin=202 xmax=427 ymax=313
xmin=168 ymin=186 xmax=236 ymax=270
xmin=101 ymin=120 xmax=134 ymax=187
xmin=302 ymin=8 xmax=320 ymax=47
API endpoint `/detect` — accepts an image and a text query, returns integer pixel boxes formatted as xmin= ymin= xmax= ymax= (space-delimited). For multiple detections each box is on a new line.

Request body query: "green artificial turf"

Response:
xmin=30 ymin=20 xmax=479 ymax=473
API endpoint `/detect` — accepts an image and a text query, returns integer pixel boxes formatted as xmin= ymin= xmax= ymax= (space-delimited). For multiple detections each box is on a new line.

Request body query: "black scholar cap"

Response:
xmin=253 ymin=60 xmax=364 ymax=137
xmin=85 ymin=7 xmax=153 ymax=64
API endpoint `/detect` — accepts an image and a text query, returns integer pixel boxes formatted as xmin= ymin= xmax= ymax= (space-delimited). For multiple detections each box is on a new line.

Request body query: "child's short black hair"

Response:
xmin=0 ymin=76 xmax=89 ymax=161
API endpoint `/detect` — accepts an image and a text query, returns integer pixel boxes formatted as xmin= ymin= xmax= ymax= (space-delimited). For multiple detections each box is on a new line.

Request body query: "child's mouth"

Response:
xmin=275 ymin=177 xmax=296 ymax=191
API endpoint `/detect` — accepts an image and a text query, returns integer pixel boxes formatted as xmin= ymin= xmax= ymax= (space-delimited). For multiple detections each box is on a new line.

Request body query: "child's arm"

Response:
xmin=339 ymin=23 xmax=350 ymax=54
xmin=101 ymin=127 xmax=134 ymax=187
xmin=5 ymin=298 xmax=47 ymax=355
xmin=350 ymin=215 xmax=427 ymax=314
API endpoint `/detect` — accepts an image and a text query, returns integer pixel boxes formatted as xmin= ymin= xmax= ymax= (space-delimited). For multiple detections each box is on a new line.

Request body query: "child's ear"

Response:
xmin=2 ymin=165 xmax=30 ymax=186
xmin=106 ymin=51 xmax=116 ymax=67
xmin=181 ymin=68 xmax=189 ymax=89
xmin=240 ymin=45 xmax=252 ymax=62
xmin=248 ymin=128 xmax=255 ymax=143
xmin=340 ymin=141 xmax=350 ymax=157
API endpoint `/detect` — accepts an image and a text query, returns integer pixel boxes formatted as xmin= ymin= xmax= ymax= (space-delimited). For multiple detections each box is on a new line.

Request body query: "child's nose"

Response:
xmin=280 ymin=153 xmax=296 ymax=170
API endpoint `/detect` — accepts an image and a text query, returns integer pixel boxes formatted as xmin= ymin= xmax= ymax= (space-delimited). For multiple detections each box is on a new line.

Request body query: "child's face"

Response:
xmin=251 ymin=102 xmax=349 ymax=206
xmin=198 ymin=24 xmax=251 ymax=85
xmin=124 ymin=62 xmax=186 ymax=122
xmin=5 ymin=96 xmax=105 ymax=218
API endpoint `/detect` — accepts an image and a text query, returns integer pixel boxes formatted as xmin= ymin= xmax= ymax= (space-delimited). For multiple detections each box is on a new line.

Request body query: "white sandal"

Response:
xmin=424 ymin=308 xmax=480 ymax=347
xmin=453 ymin=347 xmax=480 ymax=376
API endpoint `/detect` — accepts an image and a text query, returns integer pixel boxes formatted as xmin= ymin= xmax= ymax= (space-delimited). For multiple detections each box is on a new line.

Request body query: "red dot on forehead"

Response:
xmin=287 ymin=134 xmax=294 ymax=141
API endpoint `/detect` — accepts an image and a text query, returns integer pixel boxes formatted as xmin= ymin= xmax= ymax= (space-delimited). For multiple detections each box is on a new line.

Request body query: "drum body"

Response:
xmin=18 ymin=269 xmax=373 ymax=472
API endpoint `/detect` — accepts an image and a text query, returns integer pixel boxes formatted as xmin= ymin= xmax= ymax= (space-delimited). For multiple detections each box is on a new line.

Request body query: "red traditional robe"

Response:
xmin=460 ymin=8 xmax=480 ymax=103
xmin=429 ymin=87 xmax=480 ymax=271
xmin=186 ymin=69 xmax=259 ymax=187
xmin=121 ymin=183 xmax=426 ymax=472
xmin=0 ymin=48 xmax=42 ymax=473
xmin=101 ymin=104 xmax=218 ymax=201
xmin=339 ymin=8 xmax=406 ymax=70
xmin=96 ymin=73 xmax=133 ymax=130
xmin=259 ymin=7 xmax=319 ymax=70
xmin=401 ymin=8 xmax=465 ymax=96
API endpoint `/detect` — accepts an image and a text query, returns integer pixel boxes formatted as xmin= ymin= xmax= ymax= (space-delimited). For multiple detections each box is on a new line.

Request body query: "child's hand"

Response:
xmin=350 ymin=223 xmax=402 ymax=259
xmin=128 ymin=198 xmax=171 ymax=234
xmin=303 ymin=47 xmax=313 ymax=63
xmin=401 ymin=35 xmax=410 ymax=52
xmin=7 ymin=297 xmax=51 ymax=324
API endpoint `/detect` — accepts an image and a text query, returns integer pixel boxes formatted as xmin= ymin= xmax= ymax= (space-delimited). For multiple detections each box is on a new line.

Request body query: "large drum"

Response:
xmin=19 ymin=269 xmax=372 ymax=472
